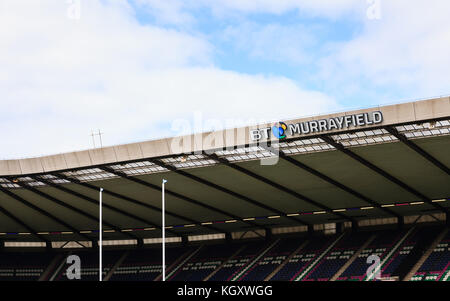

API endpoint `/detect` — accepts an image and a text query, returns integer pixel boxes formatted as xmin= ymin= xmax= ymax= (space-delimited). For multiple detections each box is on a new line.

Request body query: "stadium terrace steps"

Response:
xmin=203 ymin=244 xmax=246 ymax=281
xmin=389 ymin=226 xmax=441 ymax=280
xmin=169 ymin=243 xmax=245 ymax=281
xmin=405 ymin=227 xmax=448 ymax=281
xmin=265 ymin=240 xmax=309 ymax=281
xmin=303 ymin=231 xmax=376 ymax=281
xmin=50 ymin=251 xmax=72 ymax=281
xmin=339 ymin=228 xmax=411 ymax=281
xmin=55 ymin=250 xmax=123 ymax=281
xmin=207 ymin=240 xmax=273 ymax=281
xmin=270 ymin=235 xmax=339 ymax=281
xmin=104 ymin=251 xmax=129 ymax=281
xmin=153 ymin=247 xmax=198 ymax=281
xmin=109 ymin=246 xmax=195 ymax=281
xmin=303 ymin=232 xmax=369 ymax=281
xmin=166 ymin=246 xmax=203 ymax=281
xmin=39 ymin=253 xmax=64 ymax=281
xmin=294 ymin=232 xmax=346 ymax=281
xmin=365 ymin=227 xmax=415 ymax=281
xmin=1 ymin=225 xmax=449 ymax=282
xmin=231 ymin=239 xmax=280 ymax=281
xmin=412 ymin=228 xmax=450 ymax=281
xmin=331 ymin=234 xmax=377 ymax=281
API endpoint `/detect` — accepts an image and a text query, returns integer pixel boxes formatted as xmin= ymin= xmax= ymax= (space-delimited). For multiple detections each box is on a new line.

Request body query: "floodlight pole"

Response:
xmin=162 ymin=179 xmax=167 ymax=281
xmin=99 ymin=187 xmax=103 ymax=282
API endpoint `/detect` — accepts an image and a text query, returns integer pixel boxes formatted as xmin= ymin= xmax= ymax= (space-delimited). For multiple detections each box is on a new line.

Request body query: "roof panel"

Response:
xmin=0 ymin=191 xmax=71 ymax=232
xmin=136 ymin=171 xmax=281 ymax=218
xmin=290 ymin=149 xmax=423 ymax=204
xmin=236 ymin=158 xmax=370 ymax=210
xmin=183 ymin=164 xmax=322 ymax=213
xmin=352 ymin=141 xmax=450 ymax=199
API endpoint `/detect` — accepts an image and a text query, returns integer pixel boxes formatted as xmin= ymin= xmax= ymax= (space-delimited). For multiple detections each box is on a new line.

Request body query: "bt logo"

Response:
xmin=250 ymin=122 xmax=288 ymax=141
xmin=272 ymin=122 xmax=287 ymax=139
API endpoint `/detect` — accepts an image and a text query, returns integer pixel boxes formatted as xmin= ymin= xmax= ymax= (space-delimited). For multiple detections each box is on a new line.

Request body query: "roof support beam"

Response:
xmin=31 ymin=175 xmax=180 ymax=236
xmin=385 ymin=126 xmax=450 ymax=176
xmin=11 ymin=180 xmax=138 ymax=240
xmin=204 ymin=153 xmax=355 ymax=224
xmin=262 ymin=145 xmax=401 ymax=220
xmin=51 ymin=172 xmax=224 ymax=234
xmin=150 ymin=159 xmax=310 ymax=227
xmin=98 ymin=166 xmax=263 ymax=230
xmin=320 ymin=135 xmax=447 ymax=214
xmin=0 ymin=186 xmax=90 ymax=242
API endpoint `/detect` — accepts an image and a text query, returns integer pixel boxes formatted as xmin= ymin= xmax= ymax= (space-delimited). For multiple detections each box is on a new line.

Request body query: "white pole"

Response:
xmin=162 ymin=179 xmax=167 ymax=281
xmin=99 ymin=187 xmax=103 ymax=282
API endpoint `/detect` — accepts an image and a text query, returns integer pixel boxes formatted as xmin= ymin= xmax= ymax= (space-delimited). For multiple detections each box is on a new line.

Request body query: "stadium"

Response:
xmin=0 ymin=96 xmax=449 ymax=282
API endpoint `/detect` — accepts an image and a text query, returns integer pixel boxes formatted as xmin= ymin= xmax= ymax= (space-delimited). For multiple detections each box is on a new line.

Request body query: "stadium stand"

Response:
xmin=411 ymin=229 xmax=450 ymax=281
xmin=337 ymin=229 xmax=411 ymax=281
xmin=56 ymin=249 xmax=123 ymax=281
xmin=0 ymin=251 xmax=54 ymax=281
xmin=270 ymin=234 xmax=339 ymax=281
xmin=0 ymin=224 xmax=449 ymax=281
xmin=239 ymin=237 xmax=308 ymax=281
xmin=168 ymin=243 xmax=244 ymax=281
xmin=303 ymin=232 xmax=373 ymax=281
xmin=111 ymin=246 xmax=194 ymax=281
xmin=208 ymin=240 xmax=274 ymax=281
xmin=379 ymin=226 xmax=441 ymax=279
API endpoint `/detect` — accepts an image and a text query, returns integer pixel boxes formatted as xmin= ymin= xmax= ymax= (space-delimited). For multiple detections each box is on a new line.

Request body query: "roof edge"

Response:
xmin=1 ymin=96 xmax=449 ymax=176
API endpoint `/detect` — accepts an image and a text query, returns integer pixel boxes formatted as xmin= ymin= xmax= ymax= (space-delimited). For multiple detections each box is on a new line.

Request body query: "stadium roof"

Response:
xmin=0 ymin=97 xmax=449 ymax=243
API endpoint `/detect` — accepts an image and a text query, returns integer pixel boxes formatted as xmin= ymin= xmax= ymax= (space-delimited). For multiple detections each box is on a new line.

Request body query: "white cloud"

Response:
xmin=317 ymin=0 xmax=450 ymax=99
xmin=0 ymin=0 xmax=336 ymax=159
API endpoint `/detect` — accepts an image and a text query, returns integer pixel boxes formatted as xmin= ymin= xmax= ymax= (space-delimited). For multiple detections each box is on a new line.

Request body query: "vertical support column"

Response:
xmin=308 ymin=225 xmax=314 ymax=237
xmin=225 ymin=232 xmax=232 ymax=244
xmin=99 ymin=187 xmax=103 ymax=282
xmin=336 ymin=222 xmax=344 ymax=234
xmin=162 ymin=179 xmax=167 ymax=281
xmin=265 ymin=228 xmax=273 ymax=241
xmin=352 ymin=221 xmax=359 ymax=232
xmin=398 ymin=216 xmax=405 ymax=229
xmin=92 ymin=240 xmax=99 ymax=251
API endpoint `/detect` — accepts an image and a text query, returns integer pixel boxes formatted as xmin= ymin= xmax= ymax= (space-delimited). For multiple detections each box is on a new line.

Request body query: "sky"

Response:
xmin=0 ymin=0 xmax=449 ymax=159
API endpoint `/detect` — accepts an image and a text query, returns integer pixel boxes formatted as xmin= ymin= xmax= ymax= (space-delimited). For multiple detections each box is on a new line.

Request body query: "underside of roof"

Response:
xmin=0 ymin=99 xmax=449 ymax=243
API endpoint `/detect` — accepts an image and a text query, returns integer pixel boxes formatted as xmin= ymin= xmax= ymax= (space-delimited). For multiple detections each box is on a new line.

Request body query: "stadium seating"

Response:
xmin=412 ymin=230 xmax=450 ymax=281
xmin=168 ymin=243 xmax=244 ymax=281
xmin=270 ymin=235 xmax=338 ymax=281
xmin=111 ymin=246 xmax=194 ymax=281
xmin=379 ymin=226 xmax=440 ymax=279
xmin=238 ymin=237 xmax=307 ymax=281
xmin=303 ymin=232 xmax=372 ymax=281
xmin=0 ymin=251 xmax=54 ymax=281
xmin=56 ymin=249 xmax=123 ymax=281
xmin=0 ymin=224 xmax=448 ymax=281
xmin=338 ymin=229 xmax=409 ymax=281
xmin=208 ymin=240 xmax=272 ymax=281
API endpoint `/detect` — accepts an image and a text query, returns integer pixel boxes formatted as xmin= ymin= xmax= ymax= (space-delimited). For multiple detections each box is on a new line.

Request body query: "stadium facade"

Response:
xmin=0 ymin=96 xmax=449 ymax=281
